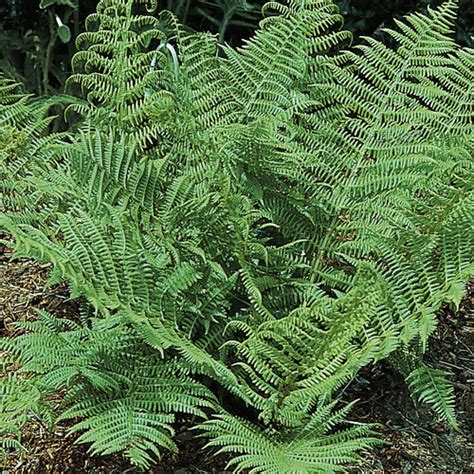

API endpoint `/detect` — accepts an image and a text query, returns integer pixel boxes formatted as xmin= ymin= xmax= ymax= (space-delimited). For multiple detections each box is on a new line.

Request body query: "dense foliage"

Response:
xmin=1 ymin=0 xmax=473 ymax=471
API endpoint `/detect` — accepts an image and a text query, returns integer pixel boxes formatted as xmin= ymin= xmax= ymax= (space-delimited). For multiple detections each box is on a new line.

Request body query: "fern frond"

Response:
xmin=199 ymin=400 xmax=379 ymax=473
xmin=407 ymin=364 xmax=458 ymax=429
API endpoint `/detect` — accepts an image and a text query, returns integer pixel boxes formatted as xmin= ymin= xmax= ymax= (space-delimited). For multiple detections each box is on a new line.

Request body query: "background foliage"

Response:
xmin=1 ymin=0 xmax=473 ymax=94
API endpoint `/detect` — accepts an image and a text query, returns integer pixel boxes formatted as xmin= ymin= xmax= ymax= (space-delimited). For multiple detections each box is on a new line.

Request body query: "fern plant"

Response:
xmin=1 ymin=0 xmax=472 ymax=470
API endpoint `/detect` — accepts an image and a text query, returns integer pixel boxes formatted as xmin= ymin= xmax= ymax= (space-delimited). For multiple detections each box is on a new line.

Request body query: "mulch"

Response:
xmin=348 ymin=283 xmax=474 ymax=473
xmin=1 ymin=239 xmax=473 ymax=473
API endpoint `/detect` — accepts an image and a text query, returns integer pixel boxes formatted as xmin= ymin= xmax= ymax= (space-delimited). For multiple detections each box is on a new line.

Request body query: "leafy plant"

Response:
xmin=0 ymin=0 xmax=472 ymax=471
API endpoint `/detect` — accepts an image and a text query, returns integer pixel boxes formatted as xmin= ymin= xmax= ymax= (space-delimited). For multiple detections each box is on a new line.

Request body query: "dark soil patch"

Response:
xmin=1 ymin=239 xmax=473 ymax=473
xmin=347 ymin=284 xmax=474 ymax=473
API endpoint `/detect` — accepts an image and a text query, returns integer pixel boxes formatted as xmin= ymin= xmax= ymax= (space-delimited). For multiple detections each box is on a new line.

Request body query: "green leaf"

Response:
xmin=407 ymin=365 xmax=458 ymax=429
xmin=445 ymin=281 xmax=465 ymax=310
xmin=57 ymin=24 xmax=71 ymax=43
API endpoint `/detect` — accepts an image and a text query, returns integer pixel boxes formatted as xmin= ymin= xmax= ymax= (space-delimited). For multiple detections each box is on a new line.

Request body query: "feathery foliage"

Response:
xmin=1 ymin=0 xmax=472 ymax=470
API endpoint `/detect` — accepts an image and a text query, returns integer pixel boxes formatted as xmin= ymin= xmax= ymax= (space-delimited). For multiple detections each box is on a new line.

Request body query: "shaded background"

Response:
xmin=1 ymin=0 xmax=473 ymax=94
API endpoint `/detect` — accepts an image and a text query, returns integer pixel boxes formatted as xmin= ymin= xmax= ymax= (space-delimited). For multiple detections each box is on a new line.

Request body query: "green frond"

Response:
xmin=199 ymin=400 xmax=379 ymax=473
xmin=222 ymin=0 xmax=349 ymax=119
xmin=407 ymin=364 xmax=458 ymax=429
xmin=0 ymin=374 xmax=44 ymax=465
xmin=61 ymin=366 xmax=212 ymax=468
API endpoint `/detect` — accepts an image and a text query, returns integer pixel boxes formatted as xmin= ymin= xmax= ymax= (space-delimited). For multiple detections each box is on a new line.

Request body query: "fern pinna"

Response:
xmin=1 ymin=0 xmax=472 ymax=471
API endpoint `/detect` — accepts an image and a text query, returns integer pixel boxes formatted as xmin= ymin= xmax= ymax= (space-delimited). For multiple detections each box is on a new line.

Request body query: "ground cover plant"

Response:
xmin=0 ymin=0 xmax=473 ymax=472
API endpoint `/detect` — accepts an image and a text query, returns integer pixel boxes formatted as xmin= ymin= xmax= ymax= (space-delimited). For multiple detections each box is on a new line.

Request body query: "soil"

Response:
xmin=346 ymin=288 xmax=474 ymax=473
xmin=1 ymin=240 xmax=473 ymax=473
